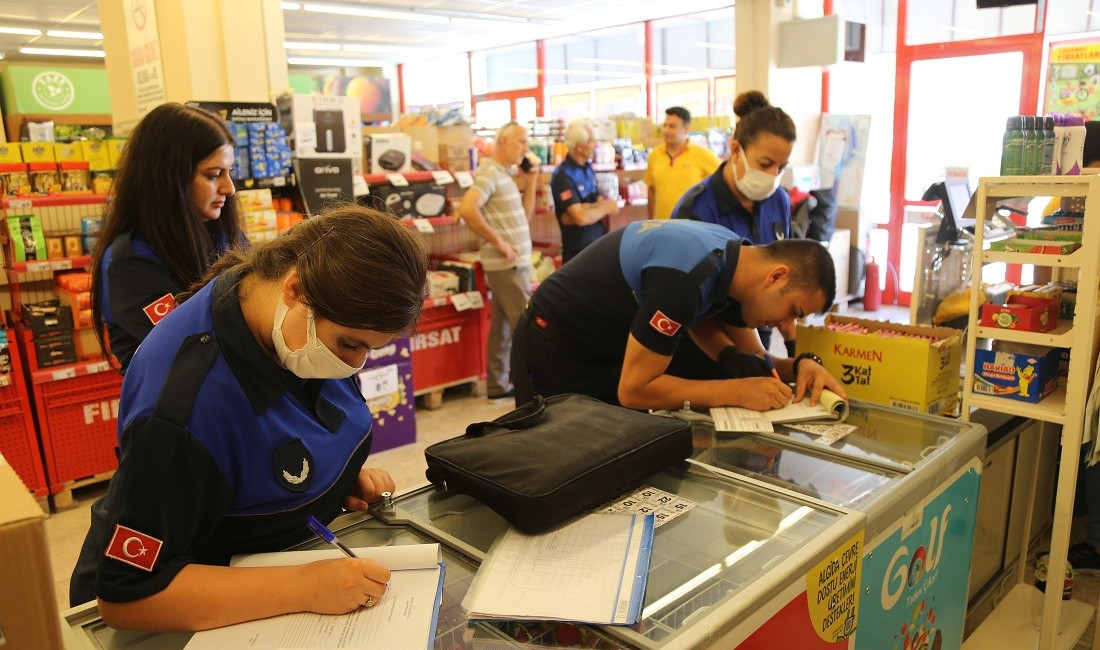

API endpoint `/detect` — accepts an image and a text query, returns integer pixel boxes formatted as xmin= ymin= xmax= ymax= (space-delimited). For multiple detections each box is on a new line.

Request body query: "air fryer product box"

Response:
xmin=0 ymin=453 xmax=64 ymax=649
xmin=291 ymin=94 xmax=362 ymax=161
xmin=372 ymin=182 xmax=446 ymax=218
xmin=365 ymin=133 xmax=412 ymax=174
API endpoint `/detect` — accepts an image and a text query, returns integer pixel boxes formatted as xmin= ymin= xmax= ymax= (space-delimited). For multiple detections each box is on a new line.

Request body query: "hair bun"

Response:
xmin=733 ymin=90 xmax=770 ymax=118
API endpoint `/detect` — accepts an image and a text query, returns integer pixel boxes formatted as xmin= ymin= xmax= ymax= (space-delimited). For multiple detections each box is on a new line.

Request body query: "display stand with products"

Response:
xmin=0 ymin=195 xmax=122 ymax=509
xmin=961 ymin=175 xmax=1100 ymax=650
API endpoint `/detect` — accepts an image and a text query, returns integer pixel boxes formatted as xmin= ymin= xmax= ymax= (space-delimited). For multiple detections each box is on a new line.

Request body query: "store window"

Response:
xmin=472 ymin=43 xmax=538 ymax=95
xmin=547 ymin=92 xmax=592 ymax=121
xmin=543 ymin=25 xmax=645 ymax=87
xmin=1047 ymin=0 xmax=1100 ymax=36
xmin=652 ymin=8 xmax=734 ymax=71
xmin=905 ymin=0 xmax=1035 ymax=45
xmin=656 ymin=78 xmax=710 ymax=118
xmin=403 ymin=56 xmax=470 ymax=112
xmin=839 ymin=0 xmax=897 ymax=54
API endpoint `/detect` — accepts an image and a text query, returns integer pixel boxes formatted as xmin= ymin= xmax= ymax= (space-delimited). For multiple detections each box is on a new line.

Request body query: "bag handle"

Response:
xmin=465 ymin=395 xmax=547 ymax=437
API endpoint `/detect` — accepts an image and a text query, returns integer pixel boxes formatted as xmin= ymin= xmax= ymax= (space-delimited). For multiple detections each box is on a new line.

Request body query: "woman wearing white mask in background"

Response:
xmin=668 ymin=90 xmax=809 ymax=380
xmin=70 ymin=205 xmax=428 ymax=633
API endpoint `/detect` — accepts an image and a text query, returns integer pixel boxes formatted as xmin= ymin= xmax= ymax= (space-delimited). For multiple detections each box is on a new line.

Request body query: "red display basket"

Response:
xmin=16 ymin=328 xmax=122 ymax=498
xmin=0 ymin=332 xmax=47 ymax=497
xmin=411 ymin=298 xmax=486 ymax=394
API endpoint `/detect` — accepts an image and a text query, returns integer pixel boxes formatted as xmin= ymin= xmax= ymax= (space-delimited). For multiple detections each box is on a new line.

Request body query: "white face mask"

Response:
xmin=271 ymin=298 xmax=363 ymax=379
xmin=734 ymin=151 xmax=782 ymax=202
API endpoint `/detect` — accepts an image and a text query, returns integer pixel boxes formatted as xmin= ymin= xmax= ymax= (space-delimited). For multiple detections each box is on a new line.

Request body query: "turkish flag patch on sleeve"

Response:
xmin=142 ymin=293 xmax=176 ymax=325
xmin=558 ymin=189 xmax=573 ymax=201
xmin=649 ymin=310 xmax=681 ymax=336
xmin=104 ymin=524 xmax=163 ymax=572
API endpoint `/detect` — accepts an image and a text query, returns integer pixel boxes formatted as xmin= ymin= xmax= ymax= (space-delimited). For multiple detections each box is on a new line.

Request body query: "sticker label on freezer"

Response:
xmin=805 ymin=530 xmax=863 ymax=642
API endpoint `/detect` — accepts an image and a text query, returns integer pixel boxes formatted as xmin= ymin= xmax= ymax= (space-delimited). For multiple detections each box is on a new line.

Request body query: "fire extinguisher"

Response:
xmin=863 ymin=257 xmax=882 ymax=311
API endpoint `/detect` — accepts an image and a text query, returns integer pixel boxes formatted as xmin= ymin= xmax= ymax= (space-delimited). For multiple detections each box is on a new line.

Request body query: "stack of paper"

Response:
xmin=183 ymin=544 xmax=444 ymax=650
xmin=463 ymin=512 xmax=655 ymax=625
xmin=711 ymin=388 xmax=850 ymax=433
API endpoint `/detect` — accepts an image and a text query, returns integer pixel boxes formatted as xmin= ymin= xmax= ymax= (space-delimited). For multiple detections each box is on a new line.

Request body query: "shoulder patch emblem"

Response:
xmin=104 ymin=524 xmax=163 ymax=572
xmin=142 ymin=293 xmax=176 ymax=325
xmin=558 ymin=189 xmax=573 ymax=201
xmin=649 ymin=310 xmax=681 ymax=337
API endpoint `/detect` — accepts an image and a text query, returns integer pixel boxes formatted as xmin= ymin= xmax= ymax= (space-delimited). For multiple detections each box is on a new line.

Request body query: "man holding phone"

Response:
xmin=458 ymin=122 xmax=539 ymax=401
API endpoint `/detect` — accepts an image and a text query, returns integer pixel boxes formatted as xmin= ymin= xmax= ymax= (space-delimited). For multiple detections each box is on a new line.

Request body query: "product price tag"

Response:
xmin=356 ymin=364 xmax=399 ymax=401
xmin=51 ymin=259 xmax=73 ymax=271
xmin=271 ymin=176 xmax=286 ymax=187
xmin=463 ymin=291 xmax=484 ymax=309
xmin=8 ymin=199 xmax=32 ymax=212
xmin=386 ymin=173 xmax=409 ymax=187
xmin=431 ymin=170 xmax=454 ymax=185
xmin=87 ymin=361 xmax=111 ymax=374
xmin=454 ymin=171 xmax=474 ymax=189
xmin=52 ymin=367 xmax=77 ymax=381
xmin=25 ymin=261 xmax=50 ymax=272
xmin=412 ymin=218 xmax=434 ymax=233
xmin=450 ymin=293 xmax=473 ymax=311
xmin=351 ymin=175 xmax=370 ymax=197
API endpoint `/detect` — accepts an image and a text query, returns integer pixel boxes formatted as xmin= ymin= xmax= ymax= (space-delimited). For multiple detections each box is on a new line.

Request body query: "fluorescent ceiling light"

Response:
xmin=47 ymin=29 xmax=104 ymax=39
xmin=505 ymin=67 xmax=641 ymax=79
xmin=284 ymin=40 xmax=341 ymax=50
xmin=287 ymin=56 xmax=385 ymax=67
xmin=0 ymin=26 xmax=42 ymax=36
xmin=696 ymin=41 xmax=734 ymax=51
xmin=341 ymin=43 xmax=412 ymax=53
xmin=303 ymin=3 xmax=450 ymax=24
xmin=20 ymin=47 xmax=105 ymax=58
xmin=281 ymin=2 xmax=302 ymax=9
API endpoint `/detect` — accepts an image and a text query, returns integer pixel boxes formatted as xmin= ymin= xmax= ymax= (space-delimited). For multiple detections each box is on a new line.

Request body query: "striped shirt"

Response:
xmin=470 ymin=158 xmax=532 ymax=272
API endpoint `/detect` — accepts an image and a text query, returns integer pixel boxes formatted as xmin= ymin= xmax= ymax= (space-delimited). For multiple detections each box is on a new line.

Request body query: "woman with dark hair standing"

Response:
xmin=92 ymin=102 xmax=245 ymax=372
xmin=70 ymin=205 xmax=429 ymax=632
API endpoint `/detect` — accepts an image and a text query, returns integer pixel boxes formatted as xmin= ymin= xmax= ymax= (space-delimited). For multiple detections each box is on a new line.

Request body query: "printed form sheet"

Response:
xmin=183 ymin=544 xmax=443 ymax=650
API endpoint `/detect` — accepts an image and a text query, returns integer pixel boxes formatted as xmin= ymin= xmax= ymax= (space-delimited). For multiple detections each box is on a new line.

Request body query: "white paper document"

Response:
xmin=183 ymin=544 xmax=444 ymax=650
xmin=711 ymin=389 xmax=849 ymax=433
xmin=462 ymin=512 xmax=654 ymax=625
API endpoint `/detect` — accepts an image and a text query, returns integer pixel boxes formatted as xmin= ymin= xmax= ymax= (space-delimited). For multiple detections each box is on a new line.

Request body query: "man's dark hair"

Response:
xmin=761 ymin=239 xmax=836 ymax=313
xmin=665 ymin=106 xmax=691 ymax=126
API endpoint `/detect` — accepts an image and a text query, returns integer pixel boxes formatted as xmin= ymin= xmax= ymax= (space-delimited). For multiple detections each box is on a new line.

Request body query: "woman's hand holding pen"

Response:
xmin=296 ymin=558 xmax=391 ymax=615
xmin=344 ymin=467 xmax=396 ymax=511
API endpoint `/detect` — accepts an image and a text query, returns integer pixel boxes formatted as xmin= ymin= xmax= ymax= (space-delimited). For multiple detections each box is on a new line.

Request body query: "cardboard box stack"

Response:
xmin=0 ymin=453 xmax=63 ymax=649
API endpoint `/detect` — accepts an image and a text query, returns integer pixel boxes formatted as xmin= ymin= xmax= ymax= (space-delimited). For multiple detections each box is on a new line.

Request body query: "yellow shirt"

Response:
xmin=643 ymin=142 xmax=722 ymax=219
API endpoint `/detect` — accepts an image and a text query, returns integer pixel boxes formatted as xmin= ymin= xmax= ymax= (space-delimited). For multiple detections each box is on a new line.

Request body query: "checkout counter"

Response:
xmin=59 ymin=400 xmax=988 ymax=650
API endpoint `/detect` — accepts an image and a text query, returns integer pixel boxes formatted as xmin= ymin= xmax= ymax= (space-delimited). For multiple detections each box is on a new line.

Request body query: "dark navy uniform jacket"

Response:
xmin=70 ymin=267 xmax=373 ymax=606
xmin=671 ymin=162 xmax=791 ymax=244
xmin=550 ymin=155 xmax=607 ymax=262
xmin=99 ymin=228 xmax=235 ymax=372
xmin=529 ymin=219 xmax=747 ymax=363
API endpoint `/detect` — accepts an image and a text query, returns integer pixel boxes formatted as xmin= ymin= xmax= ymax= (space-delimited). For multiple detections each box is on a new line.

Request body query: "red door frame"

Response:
xmin=885 ymin=0 xmax=1044 ymax=305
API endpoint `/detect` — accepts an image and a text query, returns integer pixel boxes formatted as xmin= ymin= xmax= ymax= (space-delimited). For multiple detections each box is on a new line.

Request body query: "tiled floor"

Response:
xmin=40 ymin=302 xmax=1100 ymax=648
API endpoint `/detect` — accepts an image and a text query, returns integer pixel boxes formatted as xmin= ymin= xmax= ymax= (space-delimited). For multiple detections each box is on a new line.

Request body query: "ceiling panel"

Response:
xmin=0 ymin=1 xmax=732 ymax=65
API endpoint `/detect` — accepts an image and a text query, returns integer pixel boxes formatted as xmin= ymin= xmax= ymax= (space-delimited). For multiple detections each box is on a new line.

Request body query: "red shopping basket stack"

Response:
xmin=0 ymin=331 xmax=47 ymax=498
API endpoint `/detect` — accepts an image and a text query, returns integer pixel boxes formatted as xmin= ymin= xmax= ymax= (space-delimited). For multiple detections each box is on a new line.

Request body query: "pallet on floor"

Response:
xmin=415 ymin=379 xmax=482 ymax=411
xmin=51 ymin=470 xmax=114 ymax=512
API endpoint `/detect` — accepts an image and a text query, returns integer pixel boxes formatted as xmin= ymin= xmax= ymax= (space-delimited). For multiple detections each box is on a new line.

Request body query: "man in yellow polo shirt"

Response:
xmin=644 ymin=106 xmax=721 ymax=219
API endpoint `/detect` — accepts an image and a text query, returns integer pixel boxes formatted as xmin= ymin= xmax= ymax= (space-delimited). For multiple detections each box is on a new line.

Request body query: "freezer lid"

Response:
xmin=693 ymin=433 xmax=902 ymax=508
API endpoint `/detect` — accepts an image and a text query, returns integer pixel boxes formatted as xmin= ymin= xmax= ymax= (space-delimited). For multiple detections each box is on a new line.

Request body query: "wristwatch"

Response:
xmin=793 ymin=351 xmax=824 ymax=375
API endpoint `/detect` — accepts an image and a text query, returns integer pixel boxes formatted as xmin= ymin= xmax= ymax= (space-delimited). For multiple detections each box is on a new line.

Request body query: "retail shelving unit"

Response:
xmin=962 ymin=175 xmax=1100 ymax=650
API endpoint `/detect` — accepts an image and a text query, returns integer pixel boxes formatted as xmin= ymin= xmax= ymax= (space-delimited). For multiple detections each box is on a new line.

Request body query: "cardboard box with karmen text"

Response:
xmin=797 ymin=314 xmax=962 ymax=415
xmin=0 ymin=453 xmax=63 ymax=649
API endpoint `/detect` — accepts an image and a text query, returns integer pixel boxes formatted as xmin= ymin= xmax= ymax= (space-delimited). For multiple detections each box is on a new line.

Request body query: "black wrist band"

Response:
xmin=793 ymin=351 xmax=824 ymax=375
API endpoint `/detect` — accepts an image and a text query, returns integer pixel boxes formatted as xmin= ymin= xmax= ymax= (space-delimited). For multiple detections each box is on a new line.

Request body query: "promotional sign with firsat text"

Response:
xmin=853 ymin=459 xmax=981 ymax=650
xmin=1045 ymin=40 xmax=1100 ymax=121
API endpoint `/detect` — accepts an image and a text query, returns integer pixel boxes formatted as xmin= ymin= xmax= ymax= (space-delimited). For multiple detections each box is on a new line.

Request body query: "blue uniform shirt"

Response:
xmin=70 ymin=266 xmax=373 ymax=605
xmin=530 ymin=220 xmax=747 ymax=361
xmin=671 ymin=162 xmax=791 ymax=244
xmin=550 ymin=155 xmax=607 ymax=262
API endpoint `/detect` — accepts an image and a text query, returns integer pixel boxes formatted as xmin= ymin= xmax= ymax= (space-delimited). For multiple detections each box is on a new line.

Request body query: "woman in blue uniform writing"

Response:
xmin=70 ymin=205 xmax=429 ymax=632
xmin=92 ymin=102 xmax=245 ymax=372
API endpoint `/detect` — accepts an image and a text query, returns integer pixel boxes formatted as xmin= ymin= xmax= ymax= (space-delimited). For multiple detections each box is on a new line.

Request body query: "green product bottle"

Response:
xmin=1001 ymin=116 xmax=1024 ymax=176
xmin=1041 ymin=116 xmax=1056 ymax=174
xmin=1022 ymin=116 xmax=1040 ymax=175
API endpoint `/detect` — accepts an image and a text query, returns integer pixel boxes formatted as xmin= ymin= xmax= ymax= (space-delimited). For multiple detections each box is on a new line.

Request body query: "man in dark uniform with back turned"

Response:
xmin=511 ymin=219 xmax=846 ymax=412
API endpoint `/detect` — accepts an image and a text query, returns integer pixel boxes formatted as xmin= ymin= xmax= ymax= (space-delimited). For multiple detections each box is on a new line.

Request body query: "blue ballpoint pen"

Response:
xmin=763 ymin=353 xmax=783 ymax=382
xmin=306 ymin=514 xmax=359 ymax=558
